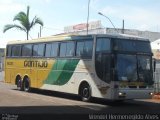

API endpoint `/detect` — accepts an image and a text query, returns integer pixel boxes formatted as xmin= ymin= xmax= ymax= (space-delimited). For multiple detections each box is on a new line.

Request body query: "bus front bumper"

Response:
xmin=115 ymin=88 xmax=154 ymax=100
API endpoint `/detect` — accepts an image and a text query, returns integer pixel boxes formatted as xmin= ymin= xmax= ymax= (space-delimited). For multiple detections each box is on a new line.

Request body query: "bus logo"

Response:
xmin=24 ymin=60 xmax=48 ymax=68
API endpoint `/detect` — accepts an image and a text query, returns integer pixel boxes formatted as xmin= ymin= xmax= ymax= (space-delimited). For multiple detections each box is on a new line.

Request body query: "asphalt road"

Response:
xmin=0 ymin=81 xmax=160 ymax=120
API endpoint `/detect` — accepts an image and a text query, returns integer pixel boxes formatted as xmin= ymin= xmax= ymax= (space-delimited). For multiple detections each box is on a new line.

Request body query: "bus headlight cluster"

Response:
xmin=118 ymin=92 xmax=126 ymax=96
xmin=149 ymin=92 xmax=154 ymax=96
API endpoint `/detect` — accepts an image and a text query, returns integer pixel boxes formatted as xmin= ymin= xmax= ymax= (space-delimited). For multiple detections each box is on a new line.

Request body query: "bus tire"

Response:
xmin=79 ymin=82 xmax=91 ymax=102
xmin=16 ymin=76 xmax=23 ymax=91
xmin=23 ymin=77 xmax=30 ymax=92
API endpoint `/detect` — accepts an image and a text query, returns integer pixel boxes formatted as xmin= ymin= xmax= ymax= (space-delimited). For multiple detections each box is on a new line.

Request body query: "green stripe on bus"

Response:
xmin=44 ymin=59 xmax=79 ymax=85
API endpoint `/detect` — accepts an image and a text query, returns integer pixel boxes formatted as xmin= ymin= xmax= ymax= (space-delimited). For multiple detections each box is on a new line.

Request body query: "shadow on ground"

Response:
xmin=8 ymin=88 xmax=160 ymax=114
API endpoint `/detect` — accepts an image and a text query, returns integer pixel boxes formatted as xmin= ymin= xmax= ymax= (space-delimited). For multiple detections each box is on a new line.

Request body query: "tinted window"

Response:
xmin=60 ymin=43 xmax=66 ymax=57
xmin=45 ymin=43 xmax=59 ymax=57
xmin=116 ymin=54 xmax=137 ymax=81
xmin=59 ymin=42 xmax=75 ymax=57
xmin=95 ymin=54 xmax=111 ymax=83
xmin=33 ymin=44 xmax=45 ymax=57
xmin=84 ymin=41 xmax=93 ymax=57
xmin=96 ymin=38 xmax=110 ymax=52
xmin=7 ymin=46 xmax=12 ymax=56
xmin=76 ymin=40 xmax=93 ymax=58
xmin=114 ymin=39 xmax=135 ymax=52
xmin=51 ymin=43 xmax=59 ymax=57
xmin=12 ymin=45 xmax=21 ymax=56
xmin=33 ymin=44 xmax=38 ymax=56
xmin=38 ymin=44 xmax=45 ymax=56
xmin=66 ymin=42 xmax=74 ymax=57
xmin=113 ymin=39 xmax=151 ymax=53
xmin=137 ymin=55 xmax=152 ymax=84
xmin=45 ymin=43 xmax=52 ymax=57
xmin=22 ymin=44 xmax=32 ymax=56
xmin=76 ymin=42 xmax=84 ymax=57
xmin=136 ymin=42 xmax=151 ymax=53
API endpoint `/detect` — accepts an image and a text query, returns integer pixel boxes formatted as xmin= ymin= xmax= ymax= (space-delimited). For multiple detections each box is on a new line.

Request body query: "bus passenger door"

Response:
xmin=101 ymin=54 xmax=111 ymax=83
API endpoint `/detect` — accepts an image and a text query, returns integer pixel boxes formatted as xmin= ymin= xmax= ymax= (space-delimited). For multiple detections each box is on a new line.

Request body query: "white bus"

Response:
xmin=5 ymin=34 xmax=154 ymax=101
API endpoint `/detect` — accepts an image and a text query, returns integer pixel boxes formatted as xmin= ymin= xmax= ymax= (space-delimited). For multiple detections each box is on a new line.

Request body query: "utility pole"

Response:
xmin=86 ymin=0 xmax=90 ymax=35
xmin=40 ymin=26 xmax=42 ymax=37
xmin=122 ymin=19 xmax=124 ymax=34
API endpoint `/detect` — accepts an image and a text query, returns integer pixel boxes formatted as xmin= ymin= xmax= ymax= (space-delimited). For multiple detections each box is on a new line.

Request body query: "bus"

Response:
xmin=5 ymin=34 xmax=154 ymax=101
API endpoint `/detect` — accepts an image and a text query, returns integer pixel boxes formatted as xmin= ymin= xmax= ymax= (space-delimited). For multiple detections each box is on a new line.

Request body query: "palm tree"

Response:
xmin=3 ymin=6 xmax=43 ymax=40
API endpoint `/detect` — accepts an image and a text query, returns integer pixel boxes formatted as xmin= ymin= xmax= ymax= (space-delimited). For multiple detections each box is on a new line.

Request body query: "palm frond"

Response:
xmin=13 ymin=12 xmax=29 ymax=31
xmin=35 ymin=17 xmax=43 ymax=26
xmin=13 ymin=12 xmax=26 ymax=21
xmin=30 ymin=16 xmax=43 ymax=28
xmin=3 ymin=24 xmax=26 ymax=33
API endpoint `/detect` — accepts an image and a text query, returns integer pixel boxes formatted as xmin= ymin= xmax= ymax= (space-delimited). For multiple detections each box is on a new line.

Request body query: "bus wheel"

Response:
xmin=23 ymin=77 xmax=30 ymax=92
xmin=17 ymin=78 xmax=23 ymax=91
xmin=80 ymin=83 xmax=91 ymax=102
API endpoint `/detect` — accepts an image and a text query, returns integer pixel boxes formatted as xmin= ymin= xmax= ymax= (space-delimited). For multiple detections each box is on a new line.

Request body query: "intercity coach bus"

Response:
xmin=5 ymin=34 xmax=154 ymax=101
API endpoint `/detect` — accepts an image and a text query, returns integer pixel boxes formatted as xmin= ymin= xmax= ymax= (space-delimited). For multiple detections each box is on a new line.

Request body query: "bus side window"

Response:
xmin=76 ymin=41 xmax=84 ymax=57
xmin=33 ymin=44 xmax=38 ymax=56
xmin=83 ymin=41 xmax=93 ymax=58
xmin=45 ymin=42 xmax=59 ymax=58
xmin=45 ymin=43 xmax=52 ymax=57
xmin=11 ymin=45 xmax=21 ymax=57
xmin=22 ymin=44 xmax=32 ymax=57
xmin=59 ymin=41 xmax=74 ymax=57
xmin=51 ymin=43 xmax=59 ymax=57
xmin=96 ymin=38 xmax=110 ymax=52
xmin=95 ymin=38 xmax=111 ymax=83
xmin=76 ymin=40 xmax=93 ymax=59
xmin=38 ymin=44 xmax=45 ymax=57
xmin=7 ymin=46 xmax=12 ymax=57
xmin=33 ymin=44 xmax=45 ymax=57
xmin=66 ymin=42 xmax=75 ymax=57
xmin=60 ymin=43 xmax=67 ymax=57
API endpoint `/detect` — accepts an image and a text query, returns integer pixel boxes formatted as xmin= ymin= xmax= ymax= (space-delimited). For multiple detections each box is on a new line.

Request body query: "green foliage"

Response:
xmin=3 ymin=6 xmax=43 ymax=40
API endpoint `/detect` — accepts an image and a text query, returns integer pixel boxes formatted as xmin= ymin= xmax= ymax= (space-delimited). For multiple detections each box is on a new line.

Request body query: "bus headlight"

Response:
xmin=149 ymin=92 xmax=154 ymax=96
xmin=118 ymin=92 xmax=126 ymax=96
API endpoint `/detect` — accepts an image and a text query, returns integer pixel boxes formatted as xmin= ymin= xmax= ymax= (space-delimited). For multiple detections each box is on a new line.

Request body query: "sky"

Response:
xmin=0 ymin=0 xmax=160 ymax=48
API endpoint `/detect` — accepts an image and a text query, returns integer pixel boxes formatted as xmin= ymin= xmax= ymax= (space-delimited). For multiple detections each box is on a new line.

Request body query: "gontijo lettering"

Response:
xmin=24 ymin=60 xmax=48 ymax=68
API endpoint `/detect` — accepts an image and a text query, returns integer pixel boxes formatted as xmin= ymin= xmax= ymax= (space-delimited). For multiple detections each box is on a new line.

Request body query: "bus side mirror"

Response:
xmin=153 ymin=59 xmax=156 ymax=72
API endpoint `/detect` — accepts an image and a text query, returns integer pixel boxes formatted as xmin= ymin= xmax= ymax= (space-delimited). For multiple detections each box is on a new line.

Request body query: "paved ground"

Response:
xmin=0 ymin=82 xmax=160 ymax=120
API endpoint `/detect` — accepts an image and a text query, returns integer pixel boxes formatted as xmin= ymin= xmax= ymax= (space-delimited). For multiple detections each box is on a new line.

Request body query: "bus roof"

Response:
xmin=7 ymin=33 xmax=149 ymax=45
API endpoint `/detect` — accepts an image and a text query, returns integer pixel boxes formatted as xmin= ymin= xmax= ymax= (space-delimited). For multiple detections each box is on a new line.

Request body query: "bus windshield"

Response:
xmin=116 ymin=54 xmax=138 ymax=81
xmin=116 ymin=54 xmax=153 ymax=85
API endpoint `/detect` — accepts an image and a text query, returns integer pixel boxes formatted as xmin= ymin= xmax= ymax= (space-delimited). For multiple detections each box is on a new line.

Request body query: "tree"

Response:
xmin=3 ymin=6 xmax=43 ymax=40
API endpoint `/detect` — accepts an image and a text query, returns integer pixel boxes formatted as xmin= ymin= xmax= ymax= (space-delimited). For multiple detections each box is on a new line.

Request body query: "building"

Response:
xmin=63 ymin=20 xmax=160 ymax=43
xmin=0 ymin=48 xmax=5 ymax=71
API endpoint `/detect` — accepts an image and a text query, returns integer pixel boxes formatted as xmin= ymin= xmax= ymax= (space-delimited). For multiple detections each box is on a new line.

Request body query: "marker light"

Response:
xmin=118 ymin=92 xmax=126 ymax=96
xmin=149 ymin=92 xmax=154 ymax=96
xmin=119 ymin=92 xmax=123 ymax=96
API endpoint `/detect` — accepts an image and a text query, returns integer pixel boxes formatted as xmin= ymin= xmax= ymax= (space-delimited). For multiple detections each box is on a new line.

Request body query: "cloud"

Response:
xmin=44 ymin=0 xmax=51 ymax=3
xmin=100 ymin=6 xmax=117 ymax=16
xmin=100 ymin=5 xmax=160 ymax=31
xmin=0 ymin=0 xmax=25 ymax=14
